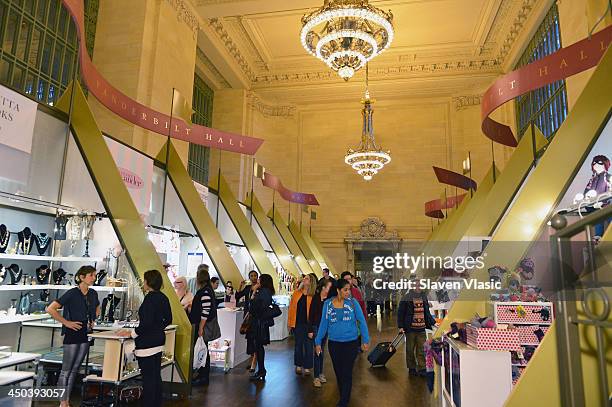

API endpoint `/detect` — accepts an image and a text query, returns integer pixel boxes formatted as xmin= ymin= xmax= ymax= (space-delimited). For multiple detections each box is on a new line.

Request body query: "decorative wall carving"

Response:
xmin=165 ymin=0 xmax=201 ymax=38
xmin=196 ymin=47 xmax=231 ymax=88
xmin=346 ymin=217 xmax=400 ymax=241
xmin=453 ymin=95 xmax=483 ymax=110
xmin=247 ymin=92 xmax=296 ymax=118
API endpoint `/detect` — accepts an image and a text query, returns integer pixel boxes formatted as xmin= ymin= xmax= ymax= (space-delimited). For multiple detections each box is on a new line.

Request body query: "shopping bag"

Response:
xmin=193 ymin=336 xmax=208 ymax=369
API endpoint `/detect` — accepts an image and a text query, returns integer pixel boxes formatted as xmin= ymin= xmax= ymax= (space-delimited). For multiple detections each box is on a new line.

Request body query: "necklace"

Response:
xmin=34 ymin=233 xmax=52 ymax=256
xmin=53 ymin=268 xmax=66 ymax=285
xmin=95 ymin=270 xmax=108 ymax=286
xmin=0 ymin=266 xmax=6 ymax=283
xmin=17 ymin=228 xmax=33 ymax=255
xmin=8 ymin=264 xmax=23 ymax=285
xmin=0 ymin=225 xmax=9 ymax=253
xmin=36 ymin=265 xmax=50 ymax=284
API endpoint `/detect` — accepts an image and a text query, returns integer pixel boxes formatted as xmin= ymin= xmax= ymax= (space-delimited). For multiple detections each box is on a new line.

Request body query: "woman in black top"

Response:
xmin=248 ymin=273 xmax=275 ymax=381
xmin=119 ymin=269 xmax=172 ymax=407
xmin=189 ymin=266 xmax=217 ymax=386
xmin=47 ymin=266 xmax=100 ymax=407
xmin=308 ymin=278 xmax=332 ymax=387
xmin=237 ymin=270 xmax=259 ymax=372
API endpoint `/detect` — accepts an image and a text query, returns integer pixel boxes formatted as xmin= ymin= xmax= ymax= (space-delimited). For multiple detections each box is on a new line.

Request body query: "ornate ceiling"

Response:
xmin=193 ymin=0 xmax=547 ymax=103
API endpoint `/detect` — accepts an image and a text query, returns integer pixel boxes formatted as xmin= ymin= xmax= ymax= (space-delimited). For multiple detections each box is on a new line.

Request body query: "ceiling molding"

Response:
xmin=196 ymin=47 xmax=232 ymax=89
xmin=247 ymin=91 xmax=297 ymax=118
xmin=165 ymin=0 xmax=201 ymax=38
xmin=207 ymin=18 xmax=256 ymax=81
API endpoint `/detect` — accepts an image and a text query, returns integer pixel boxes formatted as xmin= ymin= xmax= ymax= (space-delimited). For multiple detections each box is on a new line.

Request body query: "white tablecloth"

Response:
xmin=270 ymin=306 xmax=289 ymax=341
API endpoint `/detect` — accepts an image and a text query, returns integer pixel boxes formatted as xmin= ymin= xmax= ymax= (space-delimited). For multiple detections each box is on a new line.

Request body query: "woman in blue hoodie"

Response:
xmin=315 ymin=279 xmax=369 ymax=407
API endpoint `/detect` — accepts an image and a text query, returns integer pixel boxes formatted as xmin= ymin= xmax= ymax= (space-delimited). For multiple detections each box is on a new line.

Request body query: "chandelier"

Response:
xmin=344 ymin=67 xmax=391 ymax=181
xmin=300 ymin=0 xmax=394 ymax=81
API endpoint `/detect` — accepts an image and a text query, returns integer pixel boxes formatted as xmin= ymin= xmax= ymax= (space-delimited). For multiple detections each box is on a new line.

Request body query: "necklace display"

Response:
xmin=0 ymin=265 xmax=6 ymax=284
xmin=17 ymin=227 xmax=33 ymax=255
xmin=95 ymin=270 xmax=108 ymax=286
xmin=8 ymin=264 xmax=23 ymax=285
xmin=36 ymin=265 xmax=50 ymax=284
xmin=34 ymin=233 xmax=52 ymax=255
xmin=54 ymin=215 xmax=68 ymax=240
xmin=0 ymin=225 xmax=9 ymax=253
xmin=53 ymin=268 xmax=67 ymax=285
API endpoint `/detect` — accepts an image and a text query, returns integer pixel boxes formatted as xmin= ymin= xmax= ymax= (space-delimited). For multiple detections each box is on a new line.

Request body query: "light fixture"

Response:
xmin=300 ymin=0 xmax=394 ymax=81
xmin=344 ymin=65 xmax=390 ymax=181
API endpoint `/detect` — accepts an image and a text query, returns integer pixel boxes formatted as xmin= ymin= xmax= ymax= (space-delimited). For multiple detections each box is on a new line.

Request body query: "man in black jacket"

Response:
xmin=397 ymin=284 xmax=436 ymax=376
xmin=319 ymin=268 xmax=337 ymax=298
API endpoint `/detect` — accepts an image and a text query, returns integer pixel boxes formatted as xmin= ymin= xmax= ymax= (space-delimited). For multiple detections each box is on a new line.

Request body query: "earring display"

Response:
xmin=0 ymin=224 xmax=9 ymax=253
xmin=17 ymin=227 xmax=33 ymax=255
xmin=35 ymin=265 xmax=51 ymax=284
xmin=8 ymin=264 xmax=23 ymax=285
xmin=34 ymin=233 xmax=52 ymax=256
xmin=54 ymin=215 xmax=69 ymax=240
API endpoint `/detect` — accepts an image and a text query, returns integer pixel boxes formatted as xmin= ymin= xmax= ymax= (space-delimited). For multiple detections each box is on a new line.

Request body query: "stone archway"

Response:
xmin=344 ymin=217 xmax=402 ymax=275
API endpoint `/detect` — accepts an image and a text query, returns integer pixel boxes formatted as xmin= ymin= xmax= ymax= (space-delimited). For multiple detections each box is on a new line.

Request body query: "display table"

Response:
xmin=215 ymin=308 xmax=248 ymax=370
xmin=0 ymin=351 xmax=40 ymax=388
xmin=270 ymin=305 xmax=289 ymax=341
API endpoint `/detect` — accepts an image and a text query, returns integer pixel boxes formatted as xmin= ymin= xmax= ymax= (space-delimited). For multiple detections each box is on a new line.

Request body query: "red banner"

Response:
xmin=433 ymin=166 xmax=477 ymax=191
xmin=424 ymin=194 xmax=466 ymax=218
xmin=482 ymin=25 xmax=612 ymax=147
xmin=262 ymin=173 xmax=319 ymax=205
xmin=61 ymin=0 xmax=263 ymax=155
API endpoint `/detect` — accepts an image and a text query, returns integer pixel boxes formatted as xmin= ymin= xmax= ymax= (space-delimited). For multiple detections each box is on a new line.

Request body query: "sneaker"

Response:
xmin=295 ymin=366 xmax=303 ymax=375
xmin=313 ymin=378 xmax=322 ymax=388
xmin=319 ymin=374 xmax=327 ymax=383
xmin=303 ymin=369 xmax=311 ymax=376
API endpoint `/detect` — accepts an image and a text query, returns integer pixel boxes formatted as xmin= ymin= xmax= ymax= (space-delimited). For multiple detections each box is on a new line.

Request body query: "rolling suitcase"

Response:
xmin=367 ymin=332 xmax=405 ymax=367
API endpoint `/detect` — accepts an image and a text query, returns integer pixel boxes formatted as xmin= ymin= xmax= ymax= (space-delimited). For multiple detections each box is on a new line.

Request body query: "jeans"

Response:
xmin=328 ymin=339 xmax=359 ymax=407
xmin=294 ymin=323 xmax=313 ymax=369
xmin=405 ymin=331 xmax=427 ymax=370
xmin=196 ymin=351 xmax=211 ymax=382
xmin=137 ymin=352 xmax=162 ymax=407
xmin=57 ymin=342 xmax=89 ymax=401
xmin=313 ymin=325 xmax=327 ymax=378
xmin=256 ymin=341 xmax=266 ymax=375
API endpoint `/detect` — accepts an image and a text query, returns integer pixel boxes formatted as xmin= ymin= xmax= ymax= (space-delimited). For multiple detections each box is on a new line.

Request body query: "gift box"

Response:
xmin=466 ymin=325 xmax=521 ymax=351
xmin=517 ymin=325 xmax=549 ymax=344
xmin=494 ymin=302 xmax=554 ymax=324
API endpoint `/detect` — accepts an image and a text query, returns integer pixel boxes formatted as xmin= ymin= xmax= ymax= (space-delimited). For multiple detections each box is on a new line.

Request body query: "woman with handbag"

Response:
xmin=118 ymin=269 xmax=172 ymax=407
xmin=248 ymin=273 xmax=276 ymax=381
xmin=189 ymin=265 xmax=220 ymax=386
xmin=315 ymin=279 xmax=370 ymax=407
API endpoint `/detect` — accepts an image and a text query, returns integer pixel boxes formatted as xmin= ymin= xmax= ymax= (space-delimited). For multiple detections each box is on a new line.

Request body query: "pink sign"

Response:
xmin=262 ymin=172 xmax=319 ymax=205
xmin=61 ymin=0 xmax=264 ymax=155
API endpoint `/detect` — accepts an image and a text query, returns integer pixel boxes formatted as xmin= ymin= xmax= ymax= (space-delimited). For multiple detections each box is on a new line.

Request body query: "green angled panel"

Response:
xmin=439 ymin=47 xmax=612 ymax=338
xmin=307 ymin=231 xmax=338 ymax=277
xmin=466 ymin=128 xmax=548 ymax=237
xmin=268 ymin=207 xmax=316 ymax=275
xmin=248 ymin=193 xmax=301 ymax=278
xmin=289 ymin=220 xmax=324 ymax=278
xmin=56 ymin=83 xmax=192 ymax=380
xmin=210 ymin=174 xmax=278 ymax=286
xmin=161 ymin=143 xmax=244 ymax=285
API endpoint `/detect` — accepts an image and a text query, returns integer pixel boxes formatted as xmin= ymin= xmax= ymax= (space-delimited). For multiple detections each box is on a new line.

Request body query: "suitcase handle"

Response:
xmin=391 ymin=332 xmax=405 ymax=348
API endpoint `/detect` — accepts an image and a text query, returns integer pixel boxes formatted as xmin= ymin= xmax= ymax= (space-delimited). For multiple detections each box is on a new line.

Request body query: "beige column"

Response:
xmin=558 ymin=0 xmax=611 ymax=108
xmin=87 ymin=0 xmax=199 ymax=162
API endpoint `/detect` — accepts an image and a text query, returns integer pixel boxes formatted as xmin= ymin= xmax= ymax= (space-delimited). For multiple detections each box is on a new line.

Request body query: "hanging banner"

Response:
xmin=61 ymin=0 xmax=263 ymax=155
xmin=105 ymin=137 xmax=153 ymax=216
xmin=262 ymin=172 xmax=319 ymax=205
xmin=482 ymin=25 xmax=612 ymax=147
xmin=424 ymin=194 xmax=466 ymax=218
xmin=433 ymin=166 xmax=477 ymax=191
xmin=0 ymin=84 xmax=37 ymax=154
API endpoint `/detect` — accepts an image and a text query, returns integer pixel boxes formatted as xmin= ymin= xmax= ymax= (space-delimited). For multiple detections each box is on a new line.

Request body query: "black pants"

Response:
xmin=256 ymin=341 xmax=266 ymax=375
xmin=137 ymin=352 xmax=163 ymax=407
xmin=328 ymin=339 xmax=360 ymax=407
xmin=197 ymin=351 xmax=211 ymax=382
xmin=293 ymin=323 xmax=313 ymax=369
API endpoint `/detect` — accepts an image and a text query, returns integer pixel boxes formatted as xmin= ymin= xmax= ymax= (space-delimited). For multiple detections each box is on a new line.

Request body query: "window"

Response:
xmin=0 ymin=0 xmax=98 ymax=106
xmin=515 ymin=3 xmax=568 ymax=139
xmin=188 ymin=74 xmax=213 ymax=185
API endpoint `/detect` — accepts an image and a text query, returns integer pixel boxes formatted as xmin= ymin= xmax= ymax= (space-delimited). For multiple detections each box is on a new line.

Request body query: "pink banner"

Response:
xmin=424 ymin=194 xmax=466 ymax=218
xmin=262 ymin=173 xmax=319 ymax=205
xmin=433 ymin=166 xmax=477 ymax=191
xmin=482 ymin=25 xmax=612 ymax=147
xmin=61 ymin=0 xmax=263 ymax=155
